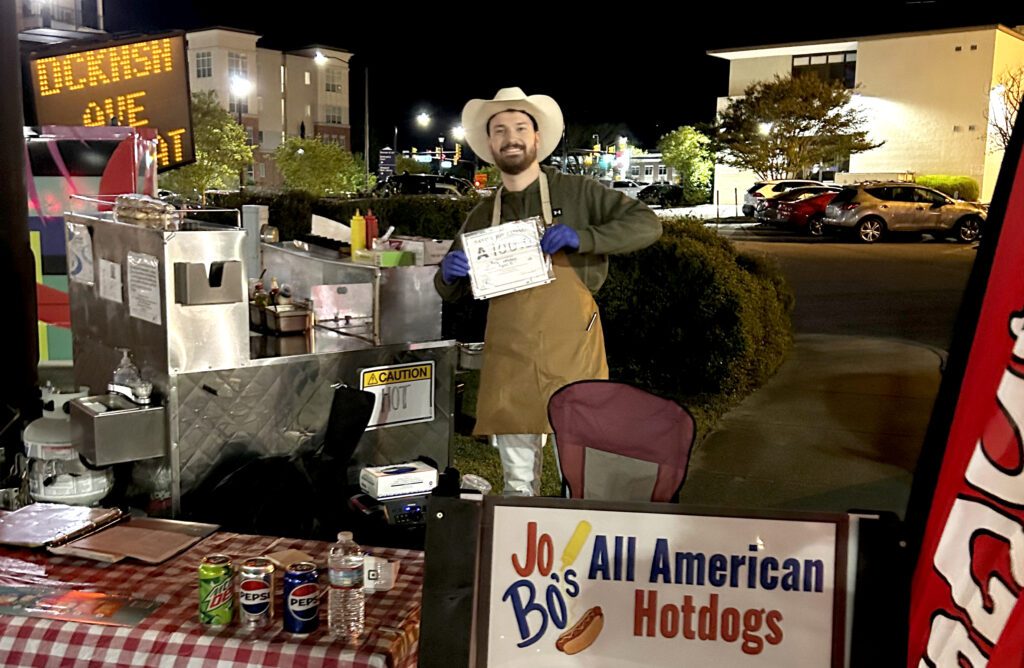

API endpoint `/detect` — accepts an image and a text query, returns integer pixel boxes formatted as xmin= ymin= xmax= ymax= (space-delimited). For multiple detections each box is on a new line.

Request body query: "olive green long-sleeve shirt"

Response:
xmin=434 ymin=167 xmax=662 ymax=300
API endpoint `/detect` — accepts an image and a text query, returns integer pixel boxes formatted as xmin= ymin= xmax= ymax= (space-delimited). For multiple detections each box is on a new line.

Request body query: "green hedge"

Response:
xmin=915 ymin=175 xmax=980 ymax=201
xmin=208 ymin=190 xmax=475 ymax=241
xmin=597 ymin=218 xmax=793 ymax=416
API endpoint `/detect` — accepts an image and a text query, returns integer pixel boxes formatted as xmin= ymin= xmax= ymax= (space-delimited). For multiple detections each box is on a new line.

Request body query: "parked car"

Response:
xmin=776 ymin=190 xmax=841 ymax=236
xmin=743 ymin=179 xmax=826 ymax=217
xmin=610 ymin=179 xmax=646 ymax=198
xmin=754 ymin=185 xmax=840 ymax=226
xmin=637 ymin=183 xmax=686 ymax=208
xmin=375 ymin=173 xmax=474 ymax=198
xmin=598 ymin=177 xmax=647 ymax=198
xmin=823 ymin=182 xmax=986 ymax=243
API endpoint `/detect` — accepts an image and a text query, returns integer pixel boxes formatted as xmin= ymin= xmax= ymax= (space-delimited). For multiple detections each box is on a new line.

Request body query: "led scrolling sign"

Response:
xmin=29 ymin=35 xmax=195 ymax=170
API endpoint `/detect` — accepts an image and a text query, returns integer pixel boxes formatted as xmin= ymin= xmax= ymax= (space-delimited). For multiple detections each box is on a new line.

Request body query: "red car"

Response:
xmin=777 ymin=190 xmax=840 ymax=236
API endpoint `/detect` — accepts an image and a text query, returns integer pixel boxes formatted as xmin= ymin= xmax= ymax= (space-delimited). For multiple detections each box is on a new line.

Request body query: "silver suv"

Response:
xmin=823 ymin=183 xmax=985 ymax=243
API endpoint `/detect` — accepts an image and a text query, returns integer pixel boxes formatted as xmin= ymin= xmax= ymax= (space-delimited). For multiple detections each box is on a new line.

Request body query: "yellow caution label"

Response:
xmin=361 ymin=363 xmax=433 ymax=387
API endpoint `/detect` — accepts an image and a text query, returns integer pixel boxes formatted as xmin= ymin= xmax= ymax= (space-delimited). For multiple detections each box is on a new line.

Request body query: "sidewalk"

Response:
xmin=677 ymin=334 xmax=945 ymax=519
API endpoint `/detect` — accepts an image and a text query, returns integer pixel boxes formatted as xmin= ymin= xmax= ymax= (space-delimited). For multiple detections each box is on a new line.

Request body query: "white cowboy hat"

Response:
xmin=461 ymin=87 xmax=564 ymax=165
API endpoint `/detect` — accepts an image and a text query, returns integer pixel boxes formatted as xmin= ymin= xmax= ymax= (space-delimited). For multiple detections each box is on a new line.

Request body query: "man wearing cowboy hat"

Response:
xmin=435 ymin=87 xmax=662 ymax=496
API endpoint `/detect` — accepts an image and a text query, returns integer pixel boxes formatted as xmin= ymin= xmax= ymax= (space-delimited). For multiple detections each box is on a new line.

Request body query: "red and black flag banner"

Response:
xmin=907 ymin=111 xmax=1024 ymax=663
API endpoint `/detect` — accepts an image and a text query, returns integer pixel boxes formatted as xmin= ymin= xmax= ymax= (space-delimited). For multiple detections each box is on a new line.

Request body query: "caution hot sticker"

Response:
xmin=359 ymin=361 xmax=436 ymax=429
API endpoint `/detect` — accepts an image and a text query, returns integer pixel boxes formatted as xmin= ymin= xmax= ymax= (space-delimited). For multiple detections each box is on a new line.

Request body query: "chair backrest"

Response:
xmin=548 ymin=380 xmax=695 ymax=502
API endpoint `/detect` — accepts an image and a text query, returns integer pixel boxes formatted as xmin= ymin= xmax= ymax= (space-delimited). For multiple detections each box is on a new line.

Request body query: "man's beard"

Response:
xmin=493 ymin=140 xmax=537 ymax=175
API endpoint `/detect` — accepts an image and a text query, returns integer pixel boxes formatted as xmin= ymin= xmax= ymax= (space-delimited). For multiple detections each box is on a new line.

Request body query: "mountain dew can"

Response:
xmin=199 ymin=554 xmax=235 ymax=626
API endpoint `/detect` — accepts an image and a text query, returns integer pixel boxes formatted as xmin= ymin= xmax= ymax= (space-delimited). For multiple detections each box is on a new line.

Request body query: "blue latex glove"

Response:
xmin=540 ymin=224 xmax=580 ymax=254
xmin=441 ymin=250 xmax=470 ymax=284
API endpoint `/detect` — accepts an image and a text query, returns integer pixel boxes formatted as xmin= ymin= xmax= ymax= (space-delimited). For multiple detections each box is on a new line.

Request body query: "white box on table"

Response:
xmin=359 ymin=461 xmax=437 ymax=499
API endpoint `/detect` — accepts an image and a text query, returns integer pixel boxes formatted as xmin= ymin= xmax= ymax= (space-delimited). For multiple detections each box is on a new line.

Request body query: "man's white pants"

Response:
xmin=492 ymin=434 xmax=554 ymax=496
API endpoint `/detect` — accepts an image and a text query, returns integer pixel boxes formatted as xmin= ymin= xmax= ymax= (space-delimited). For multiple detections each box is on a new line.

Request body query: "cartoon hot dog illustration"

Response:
xmin=555 ymin=606 xmax=603 ymax=655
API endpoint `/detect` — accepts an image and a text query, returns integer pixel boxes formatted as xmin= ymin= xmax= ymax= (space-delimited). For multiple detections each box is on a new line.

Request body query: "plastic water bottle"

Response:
xmin=328 ymin=531 xmax=365 ymax=641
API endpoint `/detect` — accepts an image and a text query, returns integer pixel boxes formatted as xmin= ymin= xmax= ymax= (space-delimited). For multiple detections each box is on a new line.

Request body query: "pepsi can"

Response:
xmin=283 ymin=561 xmax=320 ymax=634
xmin=238 ymin=557 xmax=274 ymax=629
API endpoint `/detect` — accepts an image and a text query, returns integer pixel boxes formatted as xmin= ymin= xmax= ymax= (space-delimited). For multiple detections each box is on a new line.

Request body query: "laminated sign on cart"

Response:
xmin=360 ymin=361 xmax=435 ymax=429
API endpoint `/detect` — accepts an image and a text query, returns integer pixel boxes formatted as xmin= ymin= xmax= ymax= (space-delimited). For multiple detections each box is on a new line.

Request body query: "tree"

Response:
xmin=159 ymin=90 xmax=252 ymax=201
xmin=988 ymin=65 xmax=1024 ymax=152
xmin=394 ymin=155 xmax=431 ymax=175
xmin=273 ymin=137 xmax=373 ymax=195
xmin=476 ymin=164 xmax=501 ymax=188
xmin=658 ymin=126 xmax=713 ymax=205
xmin=712 ymin=74 xmax=882 ymax=180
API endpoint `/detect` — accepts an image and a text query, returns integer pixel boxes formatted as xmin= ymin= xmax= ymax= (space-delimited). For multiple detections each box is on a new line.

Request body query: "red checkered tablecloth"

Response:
xmin=0 ymin=532 xmax=423 ymax=667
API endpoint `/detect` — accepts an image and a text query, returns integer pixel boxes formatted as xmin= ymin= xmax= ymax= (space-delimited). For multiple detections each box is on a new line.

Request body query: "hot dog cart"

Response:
xmin=64 ymin=208 xmax=455 ymax=516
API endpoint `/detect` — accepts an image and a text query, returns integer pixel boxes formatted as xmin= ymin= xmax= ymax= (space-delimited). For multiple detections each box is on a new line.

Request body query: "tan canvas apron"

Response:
xmin=473 ymin=171 xmax=609 ymax=436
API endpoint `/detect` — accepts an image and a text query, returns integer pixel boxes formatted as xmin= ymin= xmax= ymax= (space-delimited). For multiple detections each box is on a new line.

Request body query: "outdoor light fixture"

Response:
xmin=416 ymin=112 xmax=431 ymax=128
xmin=451 ymin=125 xmax=465 ymax=141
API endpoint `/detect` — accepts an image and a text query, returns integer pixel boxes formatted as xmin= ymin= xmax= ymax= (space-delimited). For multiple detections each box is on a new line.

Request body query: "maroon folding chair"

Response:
xmin=548 ymin=380 xmax=695 ymax=502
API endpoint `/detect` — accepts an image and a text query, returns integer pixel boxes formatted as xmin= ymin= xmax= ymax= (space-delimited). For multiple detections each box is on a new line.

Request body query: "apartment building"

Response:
xmin=709 ymin=25 xmax=1024 ymax=203
xmin=185 ymin=28 xmax=352 ymax=187
xmin=18 ymin=0 xmax=104 ymax=44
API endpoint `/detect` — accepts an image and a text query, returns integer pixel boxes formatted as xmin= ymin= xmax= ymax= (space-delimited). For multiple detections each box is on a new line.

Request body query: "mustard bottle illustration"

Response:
xmin=560 ymin=520 xmax=592 ymax=570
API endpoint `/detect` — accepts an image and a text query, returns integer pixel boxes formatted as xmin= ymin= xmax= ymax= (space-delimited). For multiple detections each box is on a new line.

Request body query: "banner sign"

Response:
xmin=907 ymin=118 xmax=1024 ymax=664
xmin=479 ymin=501 xmax=847 ymax=667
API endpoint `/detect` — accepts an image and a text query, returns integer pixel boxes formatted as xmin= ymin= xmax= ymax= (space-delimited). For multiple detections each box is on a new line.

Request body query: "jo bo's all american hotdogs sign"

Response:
xmin=483 ymin=506 xmax=843 ymax=667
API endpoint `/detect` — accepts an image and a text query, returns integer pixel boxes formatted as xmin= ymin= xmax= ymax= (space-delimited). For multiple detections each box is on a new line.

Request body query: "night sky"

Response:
xmin=101 ymin=0 xmax=1024 ymax=154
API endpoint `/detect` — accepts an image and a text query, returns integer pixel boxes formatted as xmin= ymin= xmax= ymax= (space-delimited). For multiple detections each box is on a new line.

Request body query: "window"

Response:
xmin=866 ymin=187 xmax=895 ymax=200
xmin=792 ymin=51 xmax=856 ymax=88
xmin=325 ymin=105 xmax=343 ymax=124
xmin=305 ymin=71 xmax=311 ymax=85
xmin=644 ymin=165 xmax=653 ymax=177
xmin=228 ymin=52 xmax=249 ymax=114
xmin=658 ymin=165 xmax=667 ymax=177
xmin=258 ymin=163 xmax=266 ymax=179
xmin=228 ymin=52 xmax=248 ymax=78
xmin=325 ymin=68 xmax=343 ymax=93
xmin=257 ymin=130 xmax=264 ymax=144
xmin=196 ymin=51 xmax=212 ymax=79
xmin=305 ymin=104 xmax=311 ymax=117
xmin=914 ymin=188 xmax=947 ymax=205
xmin=230 ymin=95 xmax=249 ymax=115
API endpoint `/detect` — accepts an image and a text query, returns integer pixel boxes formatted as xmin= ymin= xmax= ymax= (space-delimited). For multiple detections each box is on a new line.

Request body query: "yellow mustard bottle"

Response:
xmin=350 ymin=209 xmax=367 ymax=253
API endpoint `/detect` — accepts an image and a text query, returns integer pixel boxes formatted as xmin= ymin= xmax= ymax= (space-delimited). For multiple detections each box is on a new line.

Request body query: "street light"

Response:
xmin=230 ymin=76 xmax=252 ymax=188
xmin=451 ymin=125 xmax=465 ymax=141
xmin=416 ymin=112 xmax=431 ymax=128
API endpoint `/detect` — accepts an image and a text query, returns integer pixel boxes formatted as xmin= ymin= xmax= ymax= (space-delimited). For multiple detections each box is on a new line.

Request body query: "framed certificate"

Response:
xmin=462 ymin=217 xmax=555 ymax=300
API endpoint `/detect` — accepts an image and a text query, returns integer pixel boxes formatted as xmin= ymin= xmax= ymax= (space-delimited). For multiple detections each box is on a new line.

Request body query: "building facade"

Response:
xmin=18 ymin=0 xmax=104 ymax=44
xmin=185 ymin=28 xmax=352 ymax=187
xmin=709 ymin=25 xmax=1024 ymax=204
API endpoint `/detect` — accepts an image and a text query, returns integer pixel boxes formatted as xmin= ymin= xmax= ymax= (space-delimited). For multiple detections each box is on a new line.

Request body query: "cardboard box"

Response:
xmin=363 ymin=556 xmax=400 ymax=592
xmin=359 ymin=461 xmax=437 ymax=499
xmin=386 ymin=236 xmax=453 ymax=266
